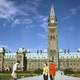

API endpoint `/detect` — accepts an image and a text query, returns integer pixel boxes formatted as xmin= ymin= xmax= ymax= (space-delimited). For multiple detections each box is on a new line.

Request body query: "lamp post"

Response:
xmin=67 ymin=56 xmax=69 ymax=69
xmin=29 ymin=54 xmax=31 ymax=71
xmin=37 ymin=50 xmax=39 ymax=69
xmin=40 ymin=50 xmax=42 ymax=69
xmin=58 ymin=49 xmax=60 ymax=70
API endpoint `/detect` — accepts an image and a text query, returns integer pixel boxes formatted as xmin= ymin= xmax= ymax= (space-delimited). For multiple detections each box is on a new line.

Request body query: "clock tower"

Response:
xmin=48 ymin=3 xmax=58 ymax=68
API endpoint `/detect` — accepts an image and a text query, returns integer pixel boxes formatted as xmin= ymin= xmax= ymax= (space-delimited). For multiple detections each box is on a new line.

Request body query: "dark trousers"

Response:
xmin=50 ymin=75 xmax=54 ymax=80
xmin=13 ymin=78 xmax=17 ymax=80
xmin=43 ymin=74 xmax=48 ymax=80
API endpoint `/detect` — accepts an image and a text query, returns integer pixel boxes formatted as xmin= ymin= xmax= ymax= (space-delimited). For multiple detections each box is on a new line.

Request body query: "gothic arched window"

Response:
xmin=50 ymin=35 xmax=53 ymax=40
xmin=53 ymin=35 xmax=55 ymax=40
xmin=50 ymin=35 xmax=55 ymax=40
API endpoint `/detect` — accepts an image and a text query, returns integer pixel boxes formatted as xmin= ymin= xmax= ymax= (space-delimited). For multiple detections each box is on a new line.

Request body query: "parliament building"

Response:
xmin=0 ymin=3 xmax=80 ymax=72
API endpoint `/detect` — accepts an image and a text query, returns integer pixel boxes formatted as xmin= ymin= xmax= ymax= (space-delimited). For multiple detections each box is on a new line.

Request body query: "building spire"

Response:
xmin=50 ymin=0 xmax=55 ymax=18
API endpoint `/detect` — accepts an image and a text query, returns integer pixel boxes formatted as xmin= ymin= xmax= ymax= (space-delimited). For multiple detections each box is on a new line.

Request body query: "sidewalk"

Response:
xmin=18 ymin=71 xmax=80 ymax=80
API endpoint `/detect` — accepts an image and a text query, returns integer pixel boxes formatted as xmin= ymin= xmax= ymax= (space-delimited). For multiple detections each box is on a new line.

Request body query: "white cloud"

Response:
xmin=17 ymin=10 xmax=29 ymax=16
xmin=0 ymin=0 xmax=30 ymax=21
xmin=11 ymin=18 xmax=33 ymax=28
xmin=59 ymin=49 xmax=63 ymax=53
xmin=37 ymin=33 xmax=46 ymax=39
xmin=63 ymin=7 xmax=79 ymax=20
xmin=33 ymin=15 xmax=48 ymax=22
xmin=33 ymin=15 xmax=48 ymax=33
xmin=33 ymin=15 xmax=44 ymax=19
xmin=13 ymin=19 xmax=20 ymax=24
xmin=77 ymin=48 xmax=80 ymax=52
xmin=0 ymin=0 xmax=43 ymax=29
xmin=69 ymin=8 xmax=77 ymax=15
xmin=40 ymin=22 xmax=48 ymax=33
xmin=32 ymin=2 xmax=39 ymax=7
xmin=27 ymin=0 xmax=42 ymax=6
xmin=25 ymin=25 xmax=34 ymax=29
xmin=42 ymin=17 xmax=48 ymax=21
xmin=23 ymin=4 xmax=38 ymax=14
xmin=0 ymin=0 xmax=43 ymax=20
xmin=66 ymin=26 xmax=75 ymax=32
xmin=24 ymin=19 xmax=33 ymax=24
xmin=20 ymin=0 xmax=42 ymax=15
xmin=14 ymin=19 xmax=33 ymax=24
xmin=63 ymin=15 xmax=71 ymax=20
xmin=0 ymin=0 xmax=18 ymax=19
xmin=0 ymin=44 xmax=8 ymax=49
xmin=43 ymin=49 xmax=47 ymax=52
xmin=27 ymin=1 xmax=39 ymax=7
xmin=62 ymin=26 xmax=75 ymax=32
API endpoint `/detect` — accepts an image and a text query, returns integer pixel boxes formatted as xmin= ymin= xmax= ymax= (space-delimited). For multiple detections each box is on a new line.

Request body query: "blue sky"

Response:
xmin=0 ymin=0 xmax=80 ymax=52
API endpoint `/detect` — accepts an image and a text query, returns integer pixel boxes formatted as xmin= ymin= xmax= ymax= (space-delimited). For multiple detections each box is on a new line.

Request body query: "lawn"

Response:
xmin=66 ymin=74 xmax=80 ymax=78
xmin=0 ymin=72 xmax=38 ymax=80
xmin=64 ymin=70 xmax=80 ymax=78
xmin=0 ymin=73 xmax=11 ymax=80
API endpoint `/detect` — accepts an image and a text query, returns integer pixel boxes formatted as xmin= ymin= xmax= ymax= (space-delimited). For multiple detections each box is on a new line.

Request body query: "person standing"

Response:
xmin=43 ymin=63 xmax=49 ymax=80
xmin=49 ymin=63 xmax=56 ymax=80
xmin=11 ymin=61 xmax=20 ymax=80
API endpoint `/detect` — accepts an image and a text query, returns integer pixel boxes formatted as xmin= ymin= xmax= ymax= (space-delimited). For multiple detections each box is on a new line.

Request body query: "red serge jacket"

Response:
xmin=49 ymin=63 xmax=56 ymax=76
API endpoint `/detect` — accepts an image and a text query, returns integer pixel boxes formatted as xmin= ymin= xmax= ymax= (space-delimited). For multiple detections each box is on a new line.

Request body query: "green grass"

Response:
xmin=0 ymin=69 xmax=42 ymax=80
xmin=66 ymin=74 xmax=80 ymax=78
xmin=0 ymin=73 xmax=11 ymax=80
xmin=0 ymin=72 xmax=38 ymax=80
xmin=64 ymin=70 xmax=80 ymax=78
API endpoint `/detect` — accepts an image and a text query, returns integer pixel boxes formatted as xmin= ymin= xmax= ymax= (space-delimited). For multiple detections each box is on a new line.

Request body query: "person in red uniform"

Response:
xmin=49 ymin=63 xmax=56 ymax=80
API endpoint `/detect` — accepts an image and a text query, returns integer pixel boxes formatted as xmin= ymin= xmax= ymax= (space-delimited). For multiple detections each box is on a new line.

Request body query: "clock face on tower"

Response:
xmin=51 ymin=20 xmax=54 ymax=23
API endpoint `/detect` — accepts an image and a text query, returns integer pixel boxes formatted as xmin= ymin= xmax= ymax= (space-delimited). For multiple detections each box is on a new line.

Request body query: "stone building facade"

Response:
xmin=0 ymin=3 xmax=80 ymax=72
xmin=0 ymin=47 xmax=48 ymax=71
xmin=0 ymin=47 xmax=80 ymax=71
xmin=59 ymin=51 xmax=80 ymax=71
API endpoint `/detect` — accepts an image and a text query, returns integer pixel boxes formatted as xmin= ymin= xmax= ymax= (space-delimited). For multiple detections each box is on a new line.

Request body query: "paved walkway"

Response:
xmin=18 ymin=71 xmax=80 ymax=80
